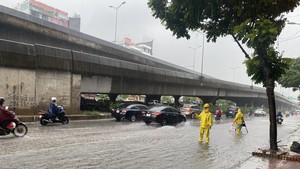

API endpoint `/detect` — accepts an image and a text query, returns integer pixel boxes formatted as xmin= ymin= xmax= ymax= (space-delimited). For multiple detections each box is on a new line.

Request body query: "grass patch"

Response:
xmin=83 ymin=111 xmax=101 ymax=116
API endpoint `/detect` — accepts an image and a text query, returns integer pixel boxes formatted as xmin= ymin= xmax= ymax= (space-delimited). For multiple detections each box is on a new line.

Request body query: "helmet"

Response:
xmin=203 ymin=103 xmax=210 ymax=108
xmin=0 ymin=97 xmax=5 ymax=105
xmin=51 ymin=97 xmax=57 ymax=101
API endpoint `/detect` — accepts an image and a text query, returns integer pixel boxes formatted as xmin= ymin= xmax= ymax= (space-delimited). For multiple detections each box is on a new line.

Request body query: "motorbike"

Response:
xmin=276 ymin=116 xmax=283 ymax=125
xmin=0 ymin=108 xmax=28 ymax=137
xmin=38 ymin=106 xmax=69 ymax=125
xmin=214 ymin=115 xmax=221 ymax=121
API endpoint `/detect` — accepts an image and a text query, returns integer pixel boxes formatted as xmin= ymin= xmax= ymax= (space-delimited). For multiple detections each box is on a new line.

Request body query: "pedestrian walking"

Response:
xmin=195 ymin=103 xmax=213 ymax=143
xmin=232 ymin=108 xmax=244 ymax=135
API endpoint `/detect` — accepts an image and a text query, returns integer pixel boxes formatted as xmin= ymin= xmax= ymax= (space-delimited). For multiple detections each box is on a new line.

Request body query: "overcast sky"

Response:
xmin=1 ymin=0 xmax=300 ymax=99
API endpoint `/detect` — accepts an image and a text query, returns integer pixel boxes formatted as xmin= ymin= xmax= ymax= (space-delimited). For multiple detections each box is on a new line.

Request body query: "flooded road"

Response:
xmin=0 ymin=115 xmax=299 ymax=169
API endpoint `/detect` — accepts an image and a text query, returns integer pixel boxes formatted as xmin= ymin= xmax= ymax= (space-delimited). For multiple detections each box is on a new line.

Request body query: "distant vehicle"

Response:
xmin=276 ymin=116 xmax=283 ymax=125
xmin=254 ymin=109 xmax=267 ymax=116
xmin=39 ymin=105 xmax=69 ymax=125
xmin=225 ymin=107 xmax=238 ymax=118
xmin=111 ymin=104 xmax=149 ymax=122
xmin=180 ymin=104 xmax=202 ymax=119
xmin=143 ymin=106 xmax=186 ymax=126
xmin=147 ymin=100 xmax=160 ymax=105
xmin=293 ymin=110 xmax=300 ymax=115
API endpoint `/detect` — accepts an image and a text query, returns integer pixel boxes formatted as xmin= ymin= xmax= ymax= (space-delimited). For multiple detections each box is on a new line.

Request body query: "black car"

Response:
xmin=111 ymin=104 xmax=149 ymax=122
xmin=143 ymin=106 xmax=186 ymax=126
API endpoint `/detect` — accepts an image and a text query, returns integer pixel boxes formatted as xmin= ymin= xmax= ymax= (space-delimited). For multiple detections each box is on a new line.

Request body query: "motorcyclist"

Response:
xmin=48 ymin=97 xmax=59 ymax=119
xmin=215 ymin=107 xmax=222 ymax=118
xmin=276 ymin=112 xmax=283 ymax=119
xmin=0 ymin=97 xmax=15 ymax=129
xmin=276 ymin=112 xmax=283 ymax=124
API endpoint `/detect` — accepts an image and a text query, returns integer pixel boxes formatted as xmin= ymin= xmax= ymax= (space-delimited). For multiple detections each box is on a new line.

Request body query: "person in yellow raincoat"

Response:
xmin=195 ymin=103 xmax=213 ymax=143
xmin=233 ymin=108 xmax=244 ymax=135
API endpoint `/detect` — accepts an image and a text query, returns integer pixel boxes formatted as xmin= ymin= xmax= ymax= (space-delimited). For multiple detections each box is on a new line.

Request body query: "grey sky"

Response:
xmin=1 ymin=0 xmax=300 ymax=99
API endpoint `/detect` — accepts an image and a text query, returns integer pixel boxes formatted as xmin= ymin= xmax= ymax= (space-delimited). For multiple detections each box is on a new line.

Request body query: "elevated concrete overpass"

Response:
xmin=0 ymin=5 xmax=297 ymax=114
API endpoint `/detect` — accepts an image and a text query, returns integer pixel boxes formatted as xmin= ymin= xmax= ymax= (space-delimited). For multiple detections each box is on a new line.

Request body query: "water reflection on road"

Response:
xmin=0 ymin=116 xmax=299 ymax=169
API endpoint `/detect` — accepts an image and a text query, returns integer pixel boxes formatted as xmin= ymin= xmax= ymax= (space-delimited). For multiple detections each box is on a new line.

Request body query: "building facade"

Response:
xmin=123 ymin=37 xmax=153 ymax=56
xmin=16 ymin=0 xmax=80 ymax=31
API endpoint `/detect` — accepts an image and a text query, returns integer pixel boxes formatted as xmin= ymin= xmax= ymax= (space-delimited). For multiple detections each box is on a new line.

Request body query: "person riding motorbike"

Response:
xmin=276 ymin=112 xmax=283 ymax=119
xmin=276 ymin=112 xmax=283 ymax=124
xmin=0 ymin=97 xmax=15 ymax=129
xmin=48 ymin=97 xmax=59 ymax=120
xmin=215 ymin=107 xmax=222 ymax=119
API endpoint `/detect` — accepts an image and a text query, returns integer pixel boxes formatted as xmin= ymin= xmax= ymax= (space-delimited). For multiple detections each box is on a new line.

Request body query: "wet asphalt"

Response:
xmin=0 ymin=115 xmax=299 ymax=169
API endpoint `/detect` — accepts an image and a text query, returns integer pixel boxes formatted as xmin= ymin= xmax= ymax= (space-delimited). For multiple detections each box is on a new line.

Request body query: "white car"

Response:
xmin=254 ymin=109 xmax=267 ymax=116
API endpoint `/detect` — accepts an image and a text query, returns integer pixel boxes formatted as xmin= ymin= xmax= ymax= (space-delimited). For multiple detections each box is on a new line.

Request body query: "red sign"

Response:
xmin=125 ymin=37 xmax=132 ymax=45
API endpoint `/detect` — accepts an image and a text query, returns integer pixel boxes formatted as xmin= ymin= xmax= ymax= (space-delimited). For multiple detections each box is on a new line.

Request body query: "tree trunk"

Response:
xmin=266 ymin=83 xmax=278 ymax=151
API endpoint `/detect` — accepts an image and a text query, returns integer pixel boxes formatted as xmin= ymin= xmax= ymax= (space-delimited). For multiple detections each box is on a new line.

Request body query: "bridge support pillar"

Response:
xmin=173 ymin=96 xmax=180 ymax=108
xmin=108 ymin=94 xmax=119 ymax=102
xmin=69 ymin=74 xmax=82 ymax=114
xmin=200 ymin=97 xmax=214 ymax=105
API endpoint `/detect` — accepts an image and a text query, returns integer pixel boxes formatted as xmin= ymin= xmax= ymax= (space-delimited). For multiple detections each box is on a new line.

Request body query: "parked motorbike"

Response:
xmin=38 ymin=106 xmax=69 ymax=125
xmin=0 ymin=109 xmax=28 ymax=137
xmin=276 ymin=116 xmax=283 ymax=125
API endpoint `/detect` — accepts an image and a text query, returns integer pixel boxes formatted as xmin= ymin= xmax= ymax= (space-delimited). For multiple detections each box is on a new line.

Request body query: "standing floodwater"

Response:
xmin=0 ymin=116 xmax=299 ymax=169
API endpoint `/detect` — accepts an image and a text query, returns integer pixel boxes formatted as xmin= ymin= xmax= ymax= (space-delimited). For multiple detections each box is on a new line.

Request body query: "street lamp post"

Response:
xmin=109 ymin=1 xmax=126 ymax=43
xmin=195 ymin=31 xmax=206 ymax=76
xmin=230 ymin=67 xmax=239 ymax=85
xmin=201 ymin=33 xmax=205 ymax=76
xmin=189 ymin=45 xmax=201 ymax=71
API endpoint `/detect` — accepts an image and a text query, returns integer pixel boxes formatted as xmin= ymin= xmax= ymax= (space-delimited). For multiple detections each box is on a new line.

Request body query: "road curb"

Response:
xmin=17 ymin=114 xmax=112 ymax=122
xmin=252 ymin=150 xmax=300 ymax=162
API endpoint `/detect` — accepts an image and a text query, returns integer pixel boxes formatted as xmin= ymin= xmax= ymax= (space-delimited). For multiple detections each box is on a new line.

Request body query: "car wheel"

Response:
xmin=181 ymin=117 xmax=186 ymax=122
xmin=116 ymin=117 xmax=121 ymax=122
xmin=145 ymin=121 xmax=151 ymax=125
xmin=130 ymin=115 xmax=136 ymax=122
xmin=160 ymin=119 xmax=167 ymax=126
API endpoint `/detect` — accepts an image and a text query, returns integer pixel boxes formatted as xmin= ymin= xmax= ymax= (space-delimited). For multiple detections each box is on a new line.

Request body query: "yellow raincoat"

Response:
xmin=195 ymin=104 xmax=213 ymax=143
xmin=233 ymin=109 xmax=244 ymax=135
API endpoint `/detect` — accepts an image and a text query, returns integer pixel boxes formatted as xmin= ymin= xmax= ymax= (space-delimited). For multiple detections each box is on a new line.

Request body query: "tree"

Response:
xmin=148 ymin=0 xmax=300 ymax=151
xmin=161 ymin=96 xmax=173 ymax=104
xmin=215 ymin=99 xmax=236 ymax=112
xmin=278 ymin=57 xmax=300 ymax=91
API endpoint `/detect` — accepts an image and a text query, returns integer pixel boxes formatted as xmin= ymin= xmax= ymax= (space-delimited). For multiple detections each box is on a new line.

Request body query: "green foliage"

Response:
xmin=118 ymin=95 xmax=129 ymax=101
xmin=215 ymin=99 xmax=236 ymax=112
xmin=278 ymin=57 xmax=300 ymax=90
xmin=98 ymin=94 xmax=109 ymax=100
xmin=161 ymin=96 xmax=173 ymax=104
xmin=148 ymin=0 xmax=300 ymax=41
xmin=244 ymin=50 xmax=289 ymax=87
